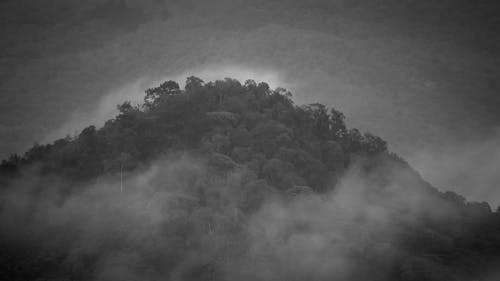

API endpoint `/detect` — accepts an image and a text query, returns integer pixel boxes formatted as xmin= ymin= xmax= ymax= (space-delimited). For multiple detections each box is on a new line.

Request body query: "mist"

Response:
xmin=0 ymin=152 xmax=472 ymax=281
xmin=2 ymin=1 xmax=500 ymax=280
xmin=407 ymin=130 xmax=500 ymax=208
xmin=45 ymin=65 xmax=288 ymax=142
xmin=41 ymin=68 xmax=500 ymax=208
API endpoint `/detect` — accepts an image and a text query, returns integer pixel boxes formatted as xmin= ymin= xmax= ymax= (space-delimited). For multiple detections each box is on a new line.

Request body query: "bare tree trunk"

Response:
xmin=120 ymin=162 xmax=123 ymax=192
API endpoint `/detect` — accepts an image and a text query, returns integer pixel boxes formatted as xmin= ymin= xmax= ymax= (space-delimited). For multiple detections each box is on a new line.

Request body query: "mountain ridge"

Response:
xmin=1 ymin=77 xmax=499 ymax=281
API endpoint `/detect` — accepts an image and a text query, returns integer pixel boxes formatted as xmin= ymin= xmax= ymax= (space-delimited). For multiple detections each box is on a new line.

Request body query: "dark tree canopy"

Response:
xmin=0 ymin=77 xmax=499 ymax=281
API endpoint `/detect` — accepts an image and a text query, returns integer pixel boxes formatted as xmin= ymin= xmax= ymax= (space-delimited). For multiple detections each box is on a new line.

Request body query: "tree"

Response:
xmin=0 ymin=154 xmax=21 ymax=176
xmin=304 ymin=103 xmax=331 ymax=139
xmin=117 ymin=101 xmax=134 ymax=114
xmin=362 ymin=133 xmax=387 ymax=153
xmin=118 ymin=152 xmax=133 ymax=192
xmin=2 ymin=77 xmax=499 ymax=281
xmin=185 ymin=76 xmax=204 ymax=92
xmin=330 ymin=107 xmax=347 ymax=138
xmin=244 ymin=79 xmax=257 ymax=89
xmin=144 ymin=80 xmax=180 ymax=108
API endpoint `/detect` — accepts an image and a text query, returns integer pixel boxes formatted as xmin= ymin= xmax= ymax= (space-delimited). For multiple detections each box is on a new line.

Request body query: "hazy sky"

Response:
xmin=1 ymin=0 xmax=500 ymax=205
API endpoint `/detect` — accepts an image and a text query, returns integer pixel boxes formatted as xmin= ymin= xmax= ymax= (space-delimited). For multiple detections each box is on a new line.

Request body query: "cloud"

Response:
xmin=0 ymin=151 xmax=463 ymax=281
xmin=43 ymin=78 xmax=149 ymax=142
xmin=44 ymin=65 xmax=288 ymax=142
xmin=407 ymin=131 xmax=500 ymax=208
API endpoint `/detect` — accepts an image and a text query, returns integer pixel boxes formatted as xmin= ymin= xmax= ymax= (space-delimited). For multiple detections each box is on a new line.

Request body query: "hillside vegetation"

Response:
xmin=1 ymin=78 xmax=500 ymax=281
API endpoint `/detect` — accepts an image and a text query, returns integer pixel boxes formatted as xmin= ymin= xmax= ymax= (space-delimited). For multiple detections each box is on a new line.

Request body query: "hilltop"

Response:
xmin=0 ymin=77 xmax=499 ymax=281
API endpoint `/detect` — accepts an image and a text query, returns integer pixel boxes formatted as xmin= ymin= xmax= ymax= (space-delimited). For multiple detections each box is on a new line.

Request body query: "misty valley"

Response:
xmin=1 ymin=78 xmax=500 ymax=281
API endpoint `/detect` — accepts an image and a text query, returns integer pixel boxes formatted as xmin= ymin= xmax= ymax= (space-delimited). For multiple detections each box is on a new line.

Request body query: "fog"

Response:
xmin=1 ymin=0 xmax=500 ymax=238
xmin=45 ymin=65 xmax=288 ymax=142
xmin=44 ymin=65 xmax=500 ymax=208
xmin=407 ymin=130 xmax=500 ymax=208
xmin=0 ymin=153 xmax=466 ymax=281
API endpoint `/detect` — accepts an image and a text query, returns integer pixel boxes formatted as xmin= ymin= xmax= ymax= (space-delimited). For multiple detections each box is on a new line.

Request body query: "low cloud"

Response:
xmin=0 ymin=152 xmax=469 ymax=280
xmin=45 ymin=66 xmax=288 ymax=142
xmin=407 ymin=130 xmax=500 ymax=208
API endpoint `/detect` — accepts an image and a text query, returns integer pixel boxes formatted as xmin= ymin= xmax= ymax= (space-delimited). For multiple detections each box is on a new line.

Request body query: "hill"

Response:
xmin=1 ymin=77 xmax=500 ymax=281
xmin=2 ymin=1 xmax=500 ymax=206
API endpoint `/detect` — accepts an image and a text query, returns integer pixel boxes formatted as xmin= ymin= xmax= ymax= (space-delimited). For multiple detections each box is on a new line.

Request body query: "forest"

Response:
xmin=1 ymin=77 xmax=500 ymax=281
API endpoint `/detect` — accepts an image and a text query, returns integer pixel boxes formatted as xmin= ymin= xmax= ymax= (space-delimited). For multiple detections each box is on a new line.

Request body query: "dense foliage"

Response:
xmin=1 ymin=77 xmax=500 ymax=281
xmin=1 ymin=77 xmax=388 ymax=188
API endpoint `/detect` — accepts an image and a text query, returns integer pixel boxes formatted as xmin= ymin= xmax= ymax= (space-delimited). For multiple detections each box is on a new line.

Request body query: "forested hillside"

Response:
xmin=1 ymin=78 xmax=499 ymax=281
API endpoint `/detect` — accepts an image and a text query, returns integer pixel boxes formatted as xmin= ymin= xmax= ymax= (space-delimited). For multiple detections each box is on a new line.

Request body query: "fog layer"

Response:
xmin=1 ymin=1 xmax=500 ymax=207
xmin=0 ymin=153 xmax=477 ymax=281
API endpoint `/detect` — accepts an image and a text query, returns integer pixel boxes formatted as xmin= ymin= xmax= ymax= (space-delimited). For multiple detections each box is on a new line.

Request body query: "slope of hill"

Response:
xmin=1 ymin=78 xmax=499 ymax=281
xmin=2 ymin=0 xmax=500 ymax=206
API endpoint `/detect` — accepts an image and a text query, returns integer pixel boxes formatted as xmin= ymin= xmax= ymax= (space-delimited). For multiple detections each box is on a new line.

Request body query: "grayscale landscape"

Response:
xmin=1 ymin=1 xmax=500 ymax=280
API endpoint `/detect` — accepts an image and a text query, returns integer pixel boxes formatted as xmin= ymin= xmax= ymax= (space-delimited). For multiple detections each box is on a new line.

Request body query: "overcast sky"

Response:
xmin=1 ymin=0 xmax=500 ymax=205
